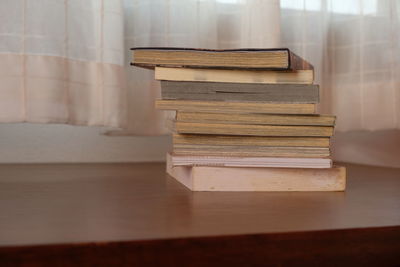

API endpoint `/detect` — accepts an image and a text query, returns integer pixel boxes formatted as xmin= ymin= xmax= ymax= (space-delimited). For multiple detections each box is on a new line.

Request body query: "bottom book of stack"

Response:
xmin=166 ymin=153 xmax=346 ymax=192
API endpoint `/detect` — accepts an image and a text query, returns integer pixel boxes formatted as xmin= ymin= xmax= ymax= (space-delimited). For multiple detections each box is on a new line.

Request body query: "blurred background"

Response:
xmin=0 ymin=0 xmax=399 ymax=167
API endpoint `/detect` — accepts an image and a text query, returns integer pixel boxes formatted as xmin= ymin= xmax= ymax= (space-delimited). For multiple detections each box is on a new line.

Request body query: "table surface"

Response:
xmin=0 ymin=162 xmax=399 ymax=245
xmin=0 ymin=162 xmax=399 ymax=265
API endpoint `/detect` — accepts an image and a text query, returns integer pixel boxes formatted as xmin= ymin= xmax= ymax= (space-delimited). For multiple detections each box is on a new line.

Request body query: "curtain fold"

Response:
xmin=0 ymin=0 xmax=281 ymax=135
xmin=280 ymin=0 xmax=400 ymax=131
xmin=1 ymin=0 xmax=400 ymax=139
xmin=118 ymin=0 xmax=281 ymax=135
xmin=0 ymin=0 xmax=126 ymax=127
xmin=280 ymin=0 xmax=400 ymax=167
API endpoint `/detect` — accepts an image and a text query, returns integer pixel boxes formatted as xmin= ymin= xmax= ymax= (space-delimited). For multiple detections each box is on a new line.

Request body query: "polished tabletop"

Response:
xmin=0 ymin=162 xmax=399 ymax=246
xmin=0 ymin=162 xmax=399 ymax=265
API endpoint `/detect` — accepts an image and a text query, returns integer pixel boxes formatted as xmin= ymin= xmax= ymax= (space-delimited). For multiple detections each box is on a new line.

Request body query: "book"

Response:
xmin=155 ymin=67 xmax=314 ymax=84
xmin=172 ymin=144 xmax=330 ymax=158
xmin=168 ymin=152 xmax=332 ymax=168
xmin=166 ymin=154 xmax=346 ymax=192
xmin=161 ymin=81 xmax=319 ymax=103
xmin=176 ymin=112 xmax=335 ymax=126
xmin=131 ymin=47 xmax=313 ymax=70
xmin=156 ymin=100 xmax=316 ymax=114
xmin=173 ymin=134 xmax=330 ymax=148
xmin=168 ymin=121 xmax=334 ymax=137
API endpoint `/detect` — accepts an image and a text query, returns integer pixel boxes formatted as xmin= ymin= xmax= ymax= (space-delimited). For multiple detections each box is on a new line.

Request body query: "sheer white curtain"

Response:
xmin=2 ymin=0 xmax=400 ymax=166
xmin=280 ymin=0 xmax=400 ymax=167
xmin=119 ymin=0 xmax=281 ymax=135
xmin=0 ymin=0 xmax=280 ymax=135
xmin=281 ymin=0 xmax=400 ymax=131
xmin=0 ymin=0 xmax=126 ymax=127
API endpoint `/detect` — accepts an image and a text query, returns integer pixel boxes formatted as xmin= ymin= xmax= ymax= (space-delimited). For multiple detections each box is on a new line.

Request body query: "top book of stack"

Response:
xmin=131 ymin=47 xmax=313 ymax=71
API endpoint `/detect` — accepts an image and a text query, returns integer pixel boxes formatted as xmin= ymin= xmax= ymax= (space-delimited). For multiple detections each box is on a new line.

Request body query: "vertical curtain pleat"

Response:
xmin=0 ymin=0 xmax=126 ymax=127
xmin=115 ymin=0 xmax=281 ymax=135
xmin=1 ymin=0 xmax=399 ymax=134
xmin=281 ymin=0 xmax=400 ymax=131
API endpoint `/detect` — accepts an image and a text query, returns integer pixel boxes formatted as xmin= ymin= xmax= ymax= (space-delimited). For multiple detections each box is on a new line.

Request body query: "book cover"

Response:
xmin=131 ymin=47 xmax=313 ymax=70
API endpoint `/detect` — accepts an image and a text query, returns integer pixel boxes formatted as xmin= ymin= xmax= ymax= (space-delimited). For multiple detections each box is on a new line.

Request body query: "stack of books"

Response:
xmin=131 ymin=47 xmax=346 ymax=192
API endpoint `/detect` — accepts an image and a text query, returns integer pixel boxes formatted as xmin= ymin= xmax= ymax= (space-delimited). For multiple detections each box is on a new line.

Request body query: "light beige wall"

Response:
xmin=0 ymin=124 xmax=171 ymax=163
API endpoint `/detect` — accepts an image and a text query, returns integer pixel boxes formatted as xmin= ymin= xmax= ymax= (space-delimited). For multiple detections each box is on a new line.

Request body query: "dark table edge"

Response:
xmin=1 ymin=225 xmax=399 ymax=266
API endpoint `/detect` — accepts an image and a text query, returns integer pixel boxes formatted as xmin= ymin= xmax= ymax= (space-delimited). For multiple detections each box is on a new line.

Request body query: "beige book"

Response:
xmin=169 ymin=152 xmax=332 ymax=168
xmin=177 ymin=112 xmax=335 ymax=126
xmin=173 ymin=145 xmax=330 ymax=158
xmin=156 ymin=100 xmax=316 ymax=114
xmin=173 ymin=134 xmax=330 ymax=148
xmin=155 ymin=67 xmax=314 ymax=84
xmin=168 ymin=120 xmax=334 ymax=137
xmin=166 ymin=154 xmax=346 ymax=192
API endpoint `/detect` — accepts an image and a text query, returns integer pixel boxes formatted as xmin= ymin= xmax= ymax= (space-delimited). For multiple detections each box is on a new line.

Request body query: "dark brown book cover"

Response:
xmin=131 ymin=47 xmax=314 ymax=71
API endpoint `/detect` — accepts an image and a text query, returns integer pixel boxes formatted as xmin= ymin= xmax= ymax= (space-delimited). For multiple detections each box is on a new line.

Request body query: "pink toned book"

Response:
xmin=166 ymin=153 xmax=346 ymax=192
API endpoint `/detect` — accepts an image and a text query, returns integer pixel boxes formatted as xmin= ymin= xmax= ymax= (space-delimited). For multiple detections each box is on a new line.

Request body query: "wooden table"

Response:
xmin=0 ymin=163 xmax=399 ymax=266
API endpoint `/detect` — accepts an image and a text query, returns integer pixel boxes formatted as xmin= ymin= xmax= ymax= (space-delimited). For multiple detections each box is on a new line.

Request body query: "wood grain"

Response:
xmin=0 ymin=162 xmax=399 ymax=265
xmin=1 ymin=227 xmax=400 ymax=266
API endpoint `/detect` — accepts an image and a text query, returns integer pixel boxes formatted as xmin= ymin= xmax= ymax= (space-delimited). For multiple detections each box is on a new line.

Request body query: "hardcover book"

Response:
xmin=131 ymin=47 xmax=313 ymax=70
xmin=130 ymin=46 xmax=344 ymax=192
